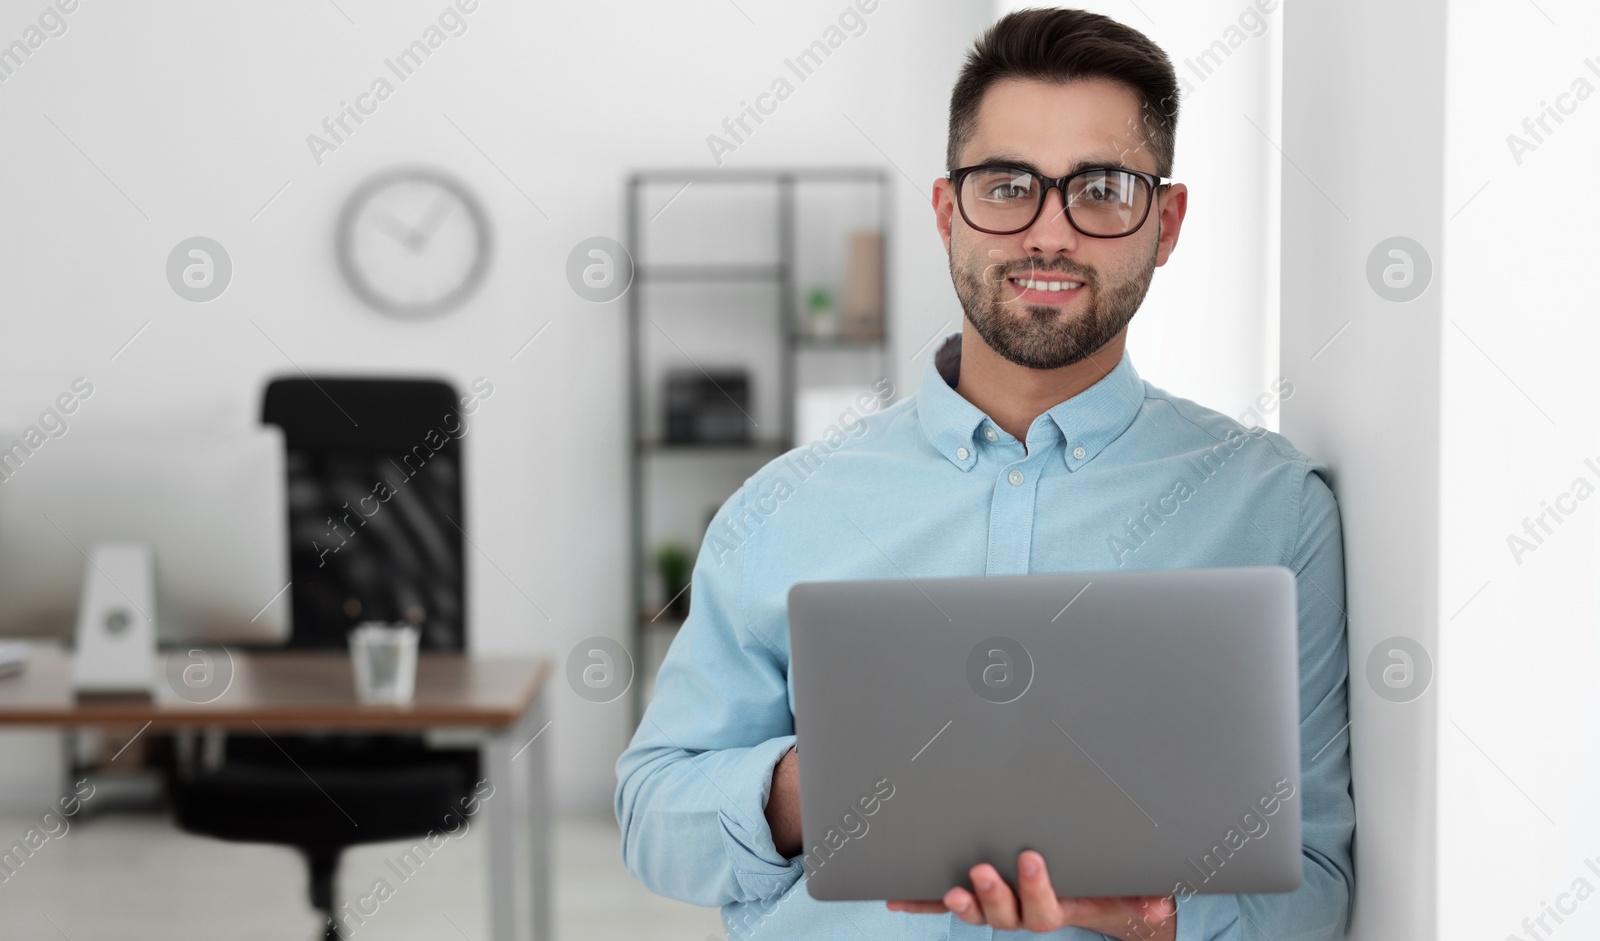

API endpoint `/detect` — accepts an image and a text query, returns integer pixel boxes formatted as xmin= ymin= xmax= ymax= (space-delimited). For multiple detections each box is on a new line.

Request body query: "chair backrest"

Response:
xmin=262 ymin=377 xmax=466 ymax=651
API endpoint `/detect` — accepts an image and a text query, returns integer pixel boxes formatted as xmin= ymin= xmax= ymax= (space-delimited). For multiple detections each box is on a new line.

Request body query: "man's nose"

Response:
xmin=1022 ymin=186 xmax=1082 ymax=257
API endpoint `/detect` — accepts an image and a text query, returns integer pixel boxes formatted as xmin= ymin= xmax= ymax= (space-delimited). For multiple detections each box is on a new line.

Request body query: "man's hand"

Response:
xmin=764 ymin=745 xmax=802 ymax=858
xmin=886 ymin=850 xmax=1176 ymax=941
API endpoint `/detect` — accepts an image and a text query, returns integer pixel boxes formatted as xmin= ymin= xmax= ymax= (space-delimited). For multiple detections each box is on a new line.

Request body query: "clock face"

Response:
xmin=337 ymin=168 xmax=491 ymax=317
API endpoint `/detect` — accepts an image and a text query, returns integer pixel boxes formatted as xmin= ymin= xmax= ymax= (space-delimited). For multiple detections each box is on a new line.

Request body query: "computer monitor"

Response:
xmin=0 ymin=428 xmax=290 ymax=645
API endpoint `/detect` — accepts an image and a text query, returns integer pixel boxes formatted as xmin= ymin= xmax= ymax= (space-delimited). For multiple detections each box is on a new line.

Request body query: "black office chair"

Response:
xmin=170 ymin=378 xmax=479 ymax=940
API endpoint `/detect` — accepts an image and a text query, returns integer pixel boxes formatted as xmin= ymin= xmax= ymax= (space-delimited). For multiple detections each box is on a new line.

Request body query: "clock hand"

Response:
xmin=411 ymin=192 xmax=456 ymax=250
xmin=370 ymin=210 xmax=425 ymax=252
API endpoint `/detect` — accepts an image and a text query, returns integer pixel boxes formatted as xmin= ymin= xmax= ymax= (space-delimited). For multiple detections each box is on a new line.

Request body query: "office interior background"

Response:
xmin=0 ymin=0 xmax=1592 ymax=938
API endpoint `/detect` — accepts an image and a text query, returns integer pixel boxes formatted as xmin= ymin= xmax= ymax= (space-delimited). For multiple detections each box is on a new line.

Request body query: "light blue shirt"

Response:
xmin=615 ymin=334 xmax=1354 ymax=941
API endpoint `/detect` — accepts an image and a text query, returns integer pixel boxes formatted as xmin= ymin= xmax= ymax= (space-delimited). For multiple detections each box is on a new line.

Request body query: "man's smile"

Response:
xmin=1005 ymin=274 xmax=1087 ymax=304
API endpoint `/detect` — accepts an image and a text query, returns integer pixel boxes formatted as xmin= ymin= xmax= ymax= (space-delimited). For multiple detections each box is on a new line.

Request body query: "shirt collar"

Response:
xmin=915 ymin=332 xmax=1145 ymax=472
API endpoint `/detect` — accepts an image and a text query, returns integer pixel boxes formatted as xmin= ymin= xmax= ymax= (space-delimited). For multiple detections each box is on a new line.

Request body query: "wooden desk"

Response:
xmin=0 ymin=646 xmax=554 ymax=941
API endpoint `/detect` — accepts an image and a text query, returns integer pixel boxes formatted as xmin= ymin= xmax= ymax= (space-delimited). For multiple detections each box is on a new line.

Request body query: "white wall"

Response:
xmin=996 ymin=0 xmax=1285 ymax=427
xmin=0 ymin=0 xmax=991 ymax=811
xmin=1438 ymin=1 xmax=1600 ymax=938
xmin=1279 ymin=0 xmax=1600 ymax=939
xmin=1280 ymin=1 xmax=1446 ymax=937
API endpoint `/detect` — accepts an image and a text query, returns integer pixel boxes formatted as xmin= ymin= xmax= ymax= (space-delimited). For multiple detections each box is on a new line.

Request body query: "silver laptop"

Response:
xmin=788 ymin=565 xmax=1303 ymax=901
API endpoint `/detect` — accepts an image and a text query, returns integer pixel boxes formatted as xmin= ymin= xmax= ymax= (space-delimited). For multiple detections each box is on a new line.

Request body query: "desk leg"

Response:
xmin=483 ymin=697 xmax=551 ymax=941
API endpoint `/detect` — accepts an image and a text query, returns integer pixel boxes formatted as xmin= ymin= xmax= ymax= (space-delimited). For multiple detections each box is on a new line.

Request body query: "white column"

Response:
xmin=1280 ymin=2 xmax=1448 ymax=939
xmin=1285 ymin=0 xmax=1600 ymax=938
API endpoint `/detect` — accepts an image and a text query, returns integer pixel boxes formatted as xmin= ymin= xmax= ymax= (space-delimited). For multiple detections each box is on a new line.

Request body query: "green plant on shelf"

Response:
xmin=804 ymin=284 xmax=838 ymax=339
xmin=654 ymin=542 xmax=692 ymax=621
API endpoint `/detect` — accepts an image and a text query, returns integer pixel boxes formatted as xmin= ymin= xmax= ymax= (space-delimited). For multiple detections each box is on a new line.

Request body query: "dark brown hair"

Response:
xmin=947 ymin=8 xmax=1180 ymax=177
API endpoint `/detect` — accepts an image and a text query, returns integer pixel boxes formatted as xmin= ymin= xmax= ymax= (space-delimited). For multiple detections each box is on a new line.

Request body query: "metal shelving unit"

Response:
xmin=625 ymin=168 xmax=890 ymax=723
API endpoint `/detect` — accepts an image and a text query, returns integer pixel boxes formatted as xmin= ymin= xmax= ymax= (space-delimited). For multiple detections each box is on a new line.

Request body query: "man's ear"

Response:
xmin=1153 ymin=182 xmax=1188 ymax=268
xmin=932 ymin=177 xmax=956 ymax=254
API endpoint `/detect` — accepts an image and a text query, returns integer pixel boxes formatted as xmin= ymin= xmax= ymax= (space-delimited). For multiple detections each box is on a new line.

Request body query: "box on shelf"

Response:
xmin=664 ymin=369 xmax=752 ymax=444
xmin=839 ymin=229 xmax=884 ymax=341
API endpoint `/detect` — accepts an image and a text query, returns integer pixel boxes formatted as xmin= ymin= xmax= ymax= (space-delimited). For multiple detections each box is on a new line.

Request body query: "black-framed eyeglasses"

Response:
xmin=949 ymin=163 xmax=1169 ymax=238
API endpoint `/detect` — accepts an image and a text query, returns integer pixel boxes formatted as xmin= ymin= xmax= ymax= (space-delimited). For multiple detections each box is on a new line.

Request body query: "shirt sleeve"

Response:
xmin=1173 ymin=462 xmax=1356 ymax=941
xmin=614 ymin=483 xmax=807 ymax=907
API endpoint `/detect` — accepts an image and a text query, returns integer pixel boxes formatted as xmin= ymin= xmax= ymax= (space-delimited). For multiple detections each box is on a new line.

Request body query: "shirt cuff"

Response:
xmin=717 ymin=733 xmax=806 ymax=900
xmin=1173 ymin=892 xmax=1242 ymax=941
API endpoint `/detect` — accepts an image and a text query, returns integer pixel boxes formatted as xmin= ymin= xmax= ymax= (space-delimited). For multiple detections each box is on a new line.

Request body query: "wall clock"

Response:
xmin=336 ymin=167 xmax=492 ymax=318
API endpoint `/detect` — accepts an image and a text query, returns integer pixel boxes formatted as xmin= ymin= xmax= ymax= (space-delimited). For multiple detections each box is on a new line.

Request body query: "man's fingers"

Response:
xmin=1122 ymin=894 xmax=1176 ymax=923
xmin=1060 ymin=893 xmax=1175 ymax=932
xmin=1016 ymin=850 xmax=1065 ymax=931
xmin=883 ymin=890 xmax=985 ymax=925
xmin=969 ymin=863 xmax=1019 ymax=929
xmin=945 ymin=887 xmax=985 ymax=925
xmin=887 ymin=874 xmax=1175 ymax=935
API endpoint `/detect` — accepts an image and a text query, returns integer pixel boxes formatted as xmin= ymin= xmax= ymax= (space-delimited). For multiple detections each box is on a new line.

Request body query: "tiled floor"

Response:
xmin=0 ymin=807 xmax=724 ymax=940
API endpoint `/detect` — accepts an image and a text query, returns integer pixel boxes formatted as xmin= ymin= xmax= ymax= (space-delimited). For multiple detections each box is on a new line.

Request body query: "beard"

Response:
xmin=950 ymin=236 xmax=1158 ymax=370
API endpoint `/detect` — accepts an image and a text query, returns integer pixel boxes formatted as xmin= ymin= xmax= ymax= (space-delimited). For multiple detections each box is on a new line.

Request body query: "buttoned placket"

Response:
xmin=980 ymin=421 xmax=1059 ymax=577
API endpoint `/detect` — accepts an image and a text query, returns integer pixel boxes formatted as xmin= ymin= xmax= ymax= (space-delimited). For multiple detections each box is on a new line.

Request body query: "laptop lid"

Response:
xmin=788 ymin=565 xmax=1303 ymax=902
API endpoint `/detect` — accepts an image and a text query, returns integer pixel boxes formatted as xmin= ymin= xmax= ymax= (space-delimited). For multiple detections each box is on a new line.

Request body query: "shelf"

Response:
xmin=627 ymin=167 xmax=890 ymax=726
xmin=636 ymin=439 xmax=787 ymax=454
xmin=631 ymin=168 xmax=888 ymax=184
xmin=793 ymin=335 xmax=887 ymax=350
xmin=638 ymin=264 xmax=784 ymax=283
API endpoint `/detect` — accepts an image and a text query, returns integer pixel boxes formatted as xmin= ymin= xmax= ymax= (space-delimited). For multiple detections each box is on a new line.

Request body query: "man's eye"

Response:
xmin=1079 ymin=179 xmax=1129 ymax=203
xmin=973 ymin=170 xmax=1036 ymax=201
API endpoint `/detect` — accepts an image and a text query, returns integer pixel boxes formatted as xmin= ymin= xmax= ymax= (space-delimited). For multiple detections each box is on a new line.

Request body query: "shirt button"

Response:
xmin=1073 ymin=446 xmax=1086 ymax=460
xmin=1008 ymin=469 xmax=1024 ymax=486
xmin=984 ymin=427 xmax=998 ymax=441
xmin=956 ymin=447 xmax=969 ymax=461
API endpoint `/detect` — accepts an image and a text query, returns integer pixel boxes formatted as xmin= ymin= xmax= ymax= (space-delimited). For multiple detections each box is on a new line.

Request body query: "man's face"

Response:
xmin=934 ymin=78 xmax=1185 ymax=370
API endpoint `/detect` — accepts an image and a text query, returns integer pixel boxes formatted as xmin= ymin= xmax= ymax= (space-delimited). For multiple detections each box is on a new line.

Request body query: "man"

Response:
xmin=616 ymin=8 xmax=1354 ymax=940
